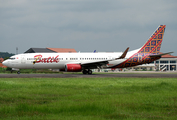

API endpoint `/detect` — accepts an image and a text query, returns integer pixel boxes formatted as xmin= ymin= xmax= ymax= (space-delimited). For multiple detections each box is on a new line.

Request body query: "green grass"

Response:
xmin=0 ymin=78 xmax=177 ymax=120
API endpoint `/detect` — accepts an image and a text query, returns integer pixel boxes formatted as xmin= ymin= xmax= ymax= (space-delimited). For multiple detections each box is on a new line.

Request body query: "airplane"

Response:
xmin=2 ymin=25 xmax=173 ymax=74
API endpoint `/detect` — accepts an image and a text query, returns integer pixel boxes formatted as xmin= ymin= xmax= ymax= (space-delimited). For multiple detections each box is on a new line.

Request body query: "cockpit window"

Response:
xmin=9 ymin=58 xmax=15 ymax=60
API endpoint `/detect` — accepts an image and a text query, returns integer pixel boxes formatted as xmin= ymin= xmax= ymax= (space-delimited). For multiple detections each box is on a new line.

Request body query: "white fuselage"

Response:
xmin=3 ymin=49 xmax=139 ymax=70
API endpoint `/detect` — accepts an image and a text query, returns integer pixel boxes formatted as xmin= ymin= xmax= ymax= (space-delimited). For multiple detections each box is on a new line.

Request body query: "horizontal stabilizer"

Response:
xmin=149 ymin=52 xmax=174 ymax=58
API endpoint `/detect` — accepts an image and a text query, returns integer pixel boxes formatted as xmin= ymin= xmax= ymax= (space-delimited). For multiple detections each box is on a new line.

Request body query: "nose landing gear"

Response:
xmin=11 ymin=68 xmax=20 ymax=74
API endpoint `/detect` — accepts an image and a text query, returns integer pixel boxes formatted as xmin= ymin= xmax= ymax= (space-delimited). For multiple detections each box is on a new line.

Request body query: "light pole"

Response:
xmin=16 ymin=47 xmax=18 ymax=54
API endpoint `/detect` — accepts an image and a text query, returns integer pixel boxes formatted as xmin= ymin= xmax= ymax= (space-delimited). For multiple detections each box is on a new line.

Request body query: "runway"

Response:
xmin=1 ymin=73 xmax=177 ymax=78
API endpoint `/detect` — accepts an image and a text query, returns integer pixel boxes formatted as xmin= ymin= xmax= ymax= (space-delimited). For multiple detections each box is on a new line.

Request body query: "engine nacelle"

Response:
xmin=65 ymin=64 xmax=82 ymax=72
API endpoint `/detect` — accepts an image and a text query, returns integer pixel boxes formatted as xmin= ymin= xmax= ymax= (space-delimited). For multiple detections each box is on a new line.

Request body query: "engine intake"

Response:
xmin=65 ymin=64 xmax=82 ymax=72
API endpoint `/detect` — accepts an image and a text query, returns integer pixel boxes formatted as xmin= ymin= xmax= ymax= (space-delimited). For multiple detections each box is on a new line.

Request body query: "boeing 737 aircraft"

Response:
xmin=3 ymin=25 xmax=173 ymax=74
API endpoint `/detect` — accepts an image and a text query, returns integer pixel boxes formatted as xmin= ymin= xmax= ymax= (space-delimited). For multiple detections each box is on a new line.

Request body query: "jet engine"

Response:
xmin=65 ymin=64 xmax=82 ymax=72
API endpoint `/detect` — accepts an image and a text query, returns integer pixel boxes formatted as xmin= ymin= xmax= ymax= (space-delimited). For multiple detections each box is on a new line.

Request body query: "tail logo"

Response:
xmin=114 ymin=25 xmax=166 ymax=68
xmin=138 ymin=25 xmax=166 ymax=54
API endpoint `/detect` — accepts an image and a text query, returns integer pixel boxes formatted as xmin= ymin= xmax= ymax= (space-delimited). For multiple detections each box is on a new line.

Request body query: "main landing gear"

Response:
xmin=82 ymin=69 xmax=92 ymax=75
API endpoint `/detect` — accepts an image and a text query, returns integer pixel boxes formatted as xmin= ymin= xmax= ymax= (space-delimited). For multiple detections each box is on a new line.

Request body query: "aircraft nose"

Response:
xmin=2 ymin=61 xmax=8 ymax=66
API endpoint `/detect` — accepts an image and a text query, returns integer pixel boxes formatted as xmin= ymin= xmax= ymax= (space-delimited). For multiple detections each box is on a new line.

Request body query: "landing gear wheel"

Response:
xmin=82 ymin=70 xmax=88 ymax=74
xmin=17 ymin=71 xmax=20 ymax=74
xmin=88 ymin=70 xmax=92 ymax=75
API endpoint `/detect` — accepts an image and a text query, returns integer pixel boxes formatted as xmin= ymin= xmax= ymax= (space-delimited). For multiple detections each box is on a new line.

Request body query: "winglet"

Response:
xmin=149 ymin=52 xmax=174 ymax=58
xmin=116 ymin=47 xmax=129 ymax=59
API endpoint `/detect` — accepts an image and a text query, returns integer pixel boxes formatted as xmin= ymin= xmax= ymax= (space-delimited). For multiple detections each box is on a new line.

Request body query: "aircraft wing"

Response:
xmin=149 ymin=52 xmax=174 ymax=58
xmin=81 ymin=47 xmax=129 ymax=69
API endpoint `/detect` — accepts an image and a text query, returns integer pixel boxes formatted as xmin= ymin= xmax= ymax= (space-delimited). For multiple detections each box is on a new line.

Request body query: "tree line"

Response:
xmin=0 ymin=52 xmax=15 ymax=59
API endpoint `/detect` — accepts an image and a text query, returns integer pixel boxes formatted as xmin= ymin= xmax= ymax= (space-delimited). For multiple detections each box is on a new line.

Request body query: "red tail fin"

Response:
xmin=138 ymin=25 xmax=166 ymax=54
xmin=113 ymin=25 xmax=166 ymax=68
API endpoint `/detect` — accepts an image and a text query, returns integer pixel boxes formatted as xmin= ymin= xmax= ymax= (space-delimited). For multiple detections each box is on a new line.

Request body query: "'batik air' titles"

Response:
xmin=114 ymin=25 xmax=166 ymax=68
xmin=34 ymin=55 xmax=59 ymax=63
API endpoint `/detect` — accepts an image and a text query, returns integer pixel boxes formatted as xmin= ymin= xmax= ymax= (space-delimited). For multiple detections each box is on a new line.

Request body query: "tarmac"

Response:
xmin=0 ymin=71 xmax=177 ymax=78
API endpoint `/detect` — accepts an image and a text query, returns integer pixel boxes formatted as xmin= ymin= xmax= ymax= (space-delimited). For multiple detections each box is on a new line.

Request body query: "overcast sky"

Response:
xmin=1 ymin=0 xmax=177 ymax=55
